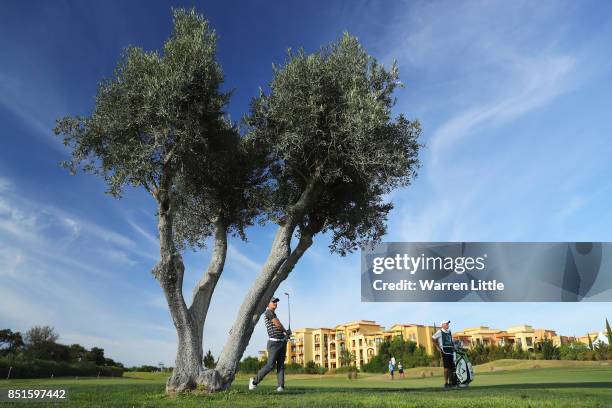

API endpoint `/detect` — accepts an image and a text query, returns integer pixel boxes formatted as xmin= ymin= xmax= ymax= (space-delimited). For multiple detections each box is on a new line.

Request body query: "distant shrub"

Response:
xmin=0 ymin=357 xmax=124 ymax=379
xmin=361 ymin=337 xmax=434 ymax=373
xmin=237 ymin=356 xmax=264 ymax=374
xmin=537 ymin=339 xmax=560 ymax=360
xmin=125 ymin=365 xmax=159 ymax=372
xmin=304 ymin=360 xmax=326 ymax=374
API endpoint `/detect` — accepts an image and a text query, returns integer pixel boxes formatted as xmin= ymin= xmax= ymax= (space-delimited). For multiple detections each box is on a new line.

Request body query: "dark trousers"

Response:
xmin=254 ymin=339 xmax=287 ymax=387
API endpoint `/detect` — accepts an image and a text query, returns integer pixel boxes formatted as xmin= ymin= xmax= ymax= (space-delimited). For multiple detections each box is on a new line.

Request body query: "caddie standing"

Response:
xmin=432 ymin=319 xmax=456 ymax=389
xmin=249 ymin=296 xmax=291 ymax=392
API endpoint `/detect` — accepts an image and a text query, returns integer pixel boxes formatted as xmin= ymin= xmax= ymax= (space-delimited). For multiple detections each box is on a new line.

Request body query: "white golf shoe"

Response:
xmin=276 ymin=386 xmax=284 ymax=392
xmin=249 ymin=377 xmax=257 ymax=390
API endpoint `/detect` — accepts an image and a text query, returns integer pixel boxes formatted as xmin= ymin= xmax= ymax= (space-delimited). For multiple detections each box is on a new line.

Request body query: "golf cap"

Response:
xmin=270 ymin=297 xmax=280 ymax=303
xmin=440 ymin=320 xmax=451 ymax=325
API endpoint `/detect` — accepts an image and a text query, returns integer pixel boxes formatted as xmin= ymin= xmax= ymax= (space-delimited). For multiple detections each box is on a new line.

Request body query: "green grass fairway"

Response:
xmin=1 ymin=360 xmax=610 ymax=407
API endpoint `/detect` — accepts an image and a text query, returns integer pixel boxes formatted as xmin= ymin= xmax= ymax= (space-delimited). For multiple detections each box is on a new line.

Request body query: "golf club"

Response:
xmin=284 ymin=292 xmax=291 ymax=330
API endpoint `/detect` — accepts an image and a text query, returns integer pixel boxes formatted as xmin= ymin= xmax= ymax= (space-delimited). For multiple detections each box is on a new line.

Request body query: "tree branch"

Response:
xmin=189 ymin=216 xmax=228 ymax=329
xmin=151 ymin=171 xmax=191 ymax=333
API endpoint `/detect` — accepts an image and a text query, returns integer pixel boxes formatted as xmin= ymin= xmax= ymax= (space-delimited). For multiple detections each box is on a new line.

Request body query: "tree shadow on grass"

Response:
xmin=247 ymin=382 xmax=612 ymax=395
xmin=466 ymin=382 xmax=612 ymax=391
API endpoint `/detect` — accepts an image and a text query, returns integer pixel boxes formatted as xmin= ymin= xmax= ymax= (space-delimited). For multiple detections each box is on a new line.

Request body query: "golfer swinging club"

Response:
xmin=432 ymin=320 xmax=456 ymax=389
xmin=249 ymin=296 xmax=291 ymax=392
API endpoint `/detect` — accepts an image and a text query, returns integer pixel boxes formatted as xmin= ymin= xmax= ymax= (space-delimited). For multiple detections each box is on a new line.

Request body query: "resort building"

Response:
xmin=261 ymin=320 xmax=436 ymax=370
xmin=454 ymin=325 xmax=571 ymax=351
xmin=259 ymin=321 xmax=597 ymax=368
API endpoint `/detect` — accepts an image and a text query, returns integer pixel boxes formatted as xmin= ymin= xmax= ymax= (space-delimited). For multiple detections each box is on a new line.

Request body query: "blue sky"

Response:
xmin=1 ymin=0 xmax=611 ymax=366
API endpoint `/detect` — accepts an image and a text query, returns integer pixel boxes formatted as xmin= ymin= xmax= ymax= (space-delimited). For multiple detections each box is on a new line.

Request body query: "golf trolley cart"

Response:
xmin=451 ymin=340 xmax=474 ymax=387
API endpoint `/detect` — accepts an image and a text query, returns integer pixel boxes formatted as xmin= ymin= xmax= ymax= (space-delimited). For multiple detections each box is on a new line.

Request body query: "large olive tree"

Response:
xmin=200 ymin=33 xmax=422 ymax=391
xmin=54 ymin=9 xmax=266 ymax=393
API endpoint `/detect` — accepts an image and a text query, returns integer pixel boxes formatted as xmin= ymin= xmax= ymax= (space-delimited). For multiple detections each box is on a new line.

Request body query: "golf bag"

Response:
xmin=452 ymin=341 xmax=474 ymax=386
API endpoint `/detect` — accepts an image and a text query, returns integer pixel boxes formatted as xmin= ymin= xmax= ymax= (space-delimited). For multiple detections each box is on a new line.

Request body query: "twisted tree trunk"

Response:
xmin=152 ymin=185 xmax=196 ymax=393
xmin=197 ymin=178 xmax=322 ymax=392
xmin=152 ymin=182 xmax=229 ymax=394
xmin=189 ymin=217 xmax=228 ymax=363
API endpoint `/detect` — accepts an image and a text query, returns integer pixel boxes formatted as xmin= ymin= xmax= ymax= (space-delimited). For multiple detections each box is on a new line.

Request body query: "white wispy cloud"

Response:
xmin=0 ymin=177 xmax=11 ymax=192
xmin=0 ymin=246 xmax=24 ymax=277
xmin=429 ymin=54 xmax=576 ymax=159
xmin=378 ymin=1 xmax=581 ymax=163
xmin=0 ymin=72 xmax=66 ymax=152
xmin=227 ymin=244 xmax=263 ymax=274
xmin=127 ymin=219 xmax=159 ymax=247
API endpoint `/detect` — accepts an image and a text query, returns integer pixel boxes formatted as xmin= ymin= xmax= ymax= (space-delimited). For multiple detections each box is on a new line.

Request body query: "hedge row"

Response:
xmin=0 ymin=358 xmax=124 ymax=379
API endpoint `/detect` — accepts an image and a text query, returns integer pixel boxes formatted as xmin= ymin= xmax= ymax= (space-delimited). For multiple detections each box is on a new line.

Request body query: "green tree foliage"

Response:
xmin=22 ymin=326 xmax=66 ymax=361
xmin=339 ymin=349 xmax=356 ymax=368
xmin=87 ymin=347 xmax=106 ymax=366
xmin=53 ymin=8 xmax=259 ymax=251
xmin=237 ymin=356 xmax=264 ymax=374
xmin=606 ymin=318 xmax=612 ymax=345
xmin=0 ymin=358 xmax=124 ymax=379
xmin=465 ymin=343 xmax=531 ymax=365
xmin=68 ymin=344 xmax=87 ymax=362
xmin=126 ymin=365 xmax=159 ymax=372
xmin=25 ymin=341 xmax=70 ymax=362
xmin=24 ymin=326 xmax=59 ymax=346
xmin=203 ymin=350 xmax=216 ymax=369
xmin=361 ymin=337 xmax=433 ymax=373
xmin=1 ymin=327 xmax=124 ymax=369
xmin=55 ymin=8 xmax=229 ymax=199
xmin=304 ymin=360 xmax=325 ymax=374
xmin=537 ymin=338 xmax=560 ymax=360
xmin=559 ymin=341 xmax=589 ymax=360
xmin=0 ymin=329 xmax=24 ymax=356
xmin=246 ymin=33 xmax=422 ymax=254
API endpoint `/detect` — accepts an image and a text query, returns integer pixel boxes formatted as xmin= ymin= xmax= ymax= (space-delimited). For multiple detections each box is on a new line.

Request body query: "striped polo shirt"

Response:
xmin=264 ymin=308 xmax=284 ymax=339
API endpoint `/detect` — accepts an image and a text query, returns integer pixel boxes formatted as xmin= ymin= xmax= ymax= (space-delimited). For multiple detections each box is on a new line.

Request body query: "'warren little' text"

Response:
xmin=372 ymin=279 xmax=504 ymax=291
